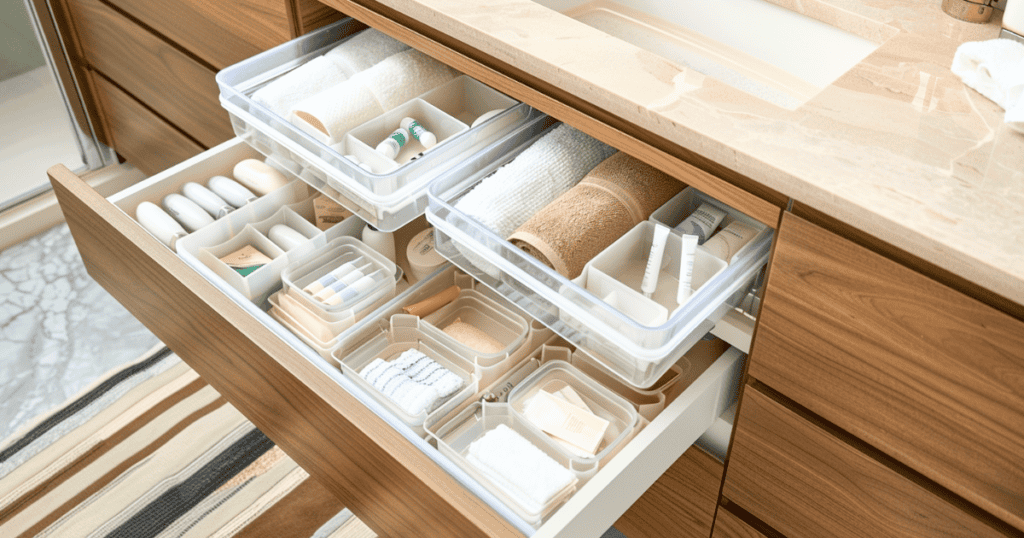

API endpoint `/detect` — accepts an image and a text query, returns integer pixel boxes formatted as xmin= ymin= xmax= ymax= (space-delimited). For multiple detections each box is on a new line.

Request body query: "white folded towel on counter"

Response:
xmin=466 ymin=424 xmax=575 ymax=516
xmin=952 ymin=39 xmax=1024 ymax=133
xmin=291 ymin=48 xmax=460 ymax=144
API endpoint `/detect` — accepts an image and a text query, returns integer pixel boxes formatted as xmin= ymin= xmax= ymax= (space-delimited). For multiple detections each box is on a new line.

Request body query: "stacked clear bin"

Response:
xmin=426 ymin=121 xmax=773 ymax=387
xmin=216 ymin=17 xmax=541 ymax=231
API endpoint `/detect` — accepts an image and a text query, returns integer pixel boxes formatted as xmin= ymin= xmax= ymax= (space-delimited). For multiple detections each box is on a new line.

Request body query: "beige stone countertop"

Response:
xmin=373 ymin=0 xmax=1024 ymax=305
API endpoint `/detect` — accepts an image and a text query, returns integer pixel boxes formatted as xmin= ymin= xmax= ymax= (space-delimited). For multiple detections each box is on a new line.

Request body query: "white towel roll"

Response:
xmin=252 ymin=55 xmax=350 ymax=118
xmin=467 ymin=424 xmax=575 ymax=516
xmin=326 ymin=29 xmax=410 ymax=75
xmin=291 ymin=49 xmax=461 ymax=144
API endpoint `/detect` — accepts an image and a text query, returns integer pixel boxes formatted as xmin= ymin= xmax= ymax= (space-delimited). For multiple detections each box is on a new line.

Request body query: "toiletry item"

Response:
xmin=701 ymin=221 xmax=758 ymax=262
xmin=443 ymin=317 xmax=505 ymax=354
xmin=313 ymin=195 xmax=352 ymax=231
xmin=162 ymin=194 xmax=214 ymax=232
xmin=233 ymin=159 xmax=290 ymax=195
xmin=392 ymin=348 xmax=464 ymax=400
xmin=674 ymin=203 xmax=726 ymax=244
xmin=312 ymin=263 xmax=372 ymax=300
xmin=291 ymin=49 xmax=459 ymax=144
xmin=181 ymin=182 xmax=233 ymax=218
xmin=360 ymin=358 xmax=440 ymax=416
xmin=508 ymin=152 xmax=683 ymax=278
xmin=268 ymin=224 xmax=308 ymax=251
xmin=136 ymin=202 xmax=187 ymax=249
xmin=678 ymin=234 xmax=698 ymax=304
xmin=402 ymin=285 xmax=460 ymax=317
xmin=375 ymin=126 xmax=409 ymax=159
xmin=400 ymin=117 xmax=436 ymax=148
xmin=220 ymin=245 xmax=274 ymax=277
xmin=471 ymin=108 xmax=506 ymax=128
xmin=303 ymin=258 xmax=366 ymax=295
xmin=555 ymin=386 xmax=592 ymax=413
xmin=322 ymin=269 xmax=385 ymax=306
xmin=252 ymin=55 xmax=351 ymax=117
xmin=466 ymin=424 xmax=575 ymax=515
xmin=362 ymin=224 xmax=396 ymax=263
xmin=1005 ymin=0 xmax=1024 ymax=36
xmin=641 ymin=224 xmax=670 ymax=299
xmin=405 ymin=228 xmax=446 ymax=283
xmin=523 ymin=389 xmax=609 ymax=455
xmin=208 ymin=175 xmax=258 ymax=207
xmin=324 ymin=28 xmax=411 ymax=74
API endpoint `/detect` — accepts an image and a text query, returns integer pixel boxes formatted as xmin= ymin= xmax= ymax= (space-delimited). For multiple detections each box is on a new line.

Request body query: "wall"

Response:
xmin=0 ymin=0 xmax=46 ymax=80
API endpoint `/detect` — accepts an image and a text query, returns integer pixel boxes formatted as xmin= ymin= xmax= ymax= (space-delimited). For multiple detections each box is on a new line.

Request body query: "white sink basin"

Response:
xmin=533 ymin=0 xmax=884 ymax=109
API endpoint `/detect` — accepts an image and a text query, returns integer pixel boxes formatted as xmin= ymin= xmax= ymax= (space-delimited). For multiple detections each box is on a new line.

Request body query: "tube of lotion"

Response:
xmin=313 ymin=263 xmax=372 ymax=301
xmin=303 ymin=257 xmax=365 ymax=294
xmin=641 ymin=224 xmax=671 ymax=299
xmin=323 ymin=270 xmax=384 ymax=306
xmin=674 ymin=203 xmax=726 ymax=244
xmin=701 ymin=221 xmax=758 ymax=263
xmin=678 ymin=234 xmax=698 ymax=304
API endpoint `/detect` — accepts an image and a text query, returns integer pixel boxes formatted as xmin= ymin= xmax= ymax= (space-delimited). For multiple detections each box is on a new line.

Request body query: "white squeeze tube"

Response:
xmin=678 ymin=234 xmax=699 ymax=304
xmin=303 ymin=256 xmax=365 ymax=294
xmin=641 ymin=224 xmax=671 ymax=299
xmin=674 ymin=203 xmax=726 ymax=244
xmin=313 ymin=263 xmax=373 ymax=301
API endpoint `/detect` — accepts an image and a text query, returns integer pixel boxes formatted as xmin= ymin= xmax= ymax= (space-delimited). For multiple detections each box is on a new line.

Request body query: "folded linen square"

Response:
xmin=360 ymin=358 xmax=441 ymax=416
xmin=391 ymin=349 xmax=465 ymax=400
xmin=466 ymin=424 xmax=575 ymax=516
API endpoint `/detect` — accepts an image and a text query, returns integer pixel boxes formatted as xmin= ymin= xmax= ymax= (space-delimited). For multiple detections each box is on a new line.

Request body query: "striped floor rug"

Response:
xmin=0 ymin=345 xmax=378 ymax=538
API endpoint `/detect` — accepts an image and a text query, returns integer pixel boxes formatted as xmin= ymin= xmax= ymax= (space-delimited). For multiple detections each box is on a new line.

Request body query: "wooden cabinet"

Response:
xmin=712 ymin=510 xmax=768 ymax=538
xmin=724 ymin=386 xmax=1010 ymax=538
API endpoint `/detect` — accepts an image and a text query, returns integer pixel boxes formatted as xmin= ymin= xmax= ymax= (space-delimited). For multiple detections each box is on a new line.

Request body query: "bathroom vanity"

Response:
xmin=48 ymin=0 xmax=1024 ymax=537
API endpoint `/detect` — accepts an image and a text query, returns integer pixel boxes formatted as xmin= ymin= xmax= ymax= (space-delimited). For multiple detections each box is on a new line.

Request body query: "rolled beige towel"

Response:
xmin=508 ymin=152 xmax=684 ymax=279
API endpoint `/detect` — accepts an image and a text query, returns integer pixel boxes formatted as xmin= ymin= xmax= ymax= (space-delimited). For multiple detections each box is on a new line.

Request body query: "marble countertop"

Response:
xmin=373 ymin=0 xmax=1024 ymax=305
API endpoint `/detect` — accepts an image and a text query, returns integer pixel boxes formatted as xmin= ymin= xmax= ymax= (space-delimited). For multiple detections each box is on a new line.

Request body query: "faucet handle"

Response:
xmin=942 ymin=0 xmax=995 ymax=23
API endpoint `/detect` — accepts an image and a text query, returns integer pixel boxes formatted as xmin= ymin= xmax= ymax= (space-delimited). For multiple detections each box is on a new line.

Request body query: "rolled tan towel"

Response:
xmin=508 ymin=152 xmax=684 ymax=279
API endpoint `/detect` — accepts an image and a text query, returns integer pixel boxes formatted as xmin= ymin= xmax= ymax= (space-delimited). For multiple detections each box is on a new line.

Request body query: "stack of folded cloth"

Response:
xmin=359 ymin=349 xmax=465 ymax=416
xmin=466 ymin=424 xmax=576 ymax=516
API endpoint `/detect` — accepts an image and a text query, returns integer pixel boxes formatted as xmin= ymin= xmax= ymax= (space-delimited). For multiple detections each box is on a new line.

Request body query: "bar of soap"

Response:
xmin=524 ymin=389 xmax=609 ymax=455
xmin=233 ymin=159 xmax=290 ymax=195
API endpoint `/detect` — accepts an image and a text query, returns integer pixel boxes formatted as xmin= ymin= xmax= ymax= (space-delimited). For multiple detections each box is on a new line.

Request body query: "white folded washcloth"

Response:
xmin=391 ymin=349 xmax=465 ymax=400
xmin=326 ymin=29 xmax=410 ymax=75
xmin=291 ymin=49 xmax=461 ymax=144
xmin=952 ymin=39 xmax=1024 ymax=133
xmin=466 ymin=424 xmax=575 ymax=516
xmin=360 ymin=358 xmax=441 ymax=416
xmin=454 ymin=124 xmax=617 ymax=239
xmin=252 ymin=55 xmax=351 ymax=118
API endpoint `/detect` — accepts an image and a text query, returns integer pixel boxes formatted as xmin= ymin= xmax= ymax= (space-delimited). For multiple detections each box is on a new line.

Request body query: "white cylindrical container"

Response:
xmin=233 ymin=159 xmax=290 ymax=195
xmin=182 ymin=182 xmax=233 ymax=218
xmin=375 ymin=127 xmax=409 ymax=159
xmin=405 ymin=227 xmax=446 ymax=283
xmin=136 ymin=202 xmax=188 ymax=250
xmin=1005 ymin=0 xmax=1024 ymax=34
xmin=268 ymin=224 xmax=308 ymax=251
xmin=162 ymin=194 xmax=215 ymax=232
xmin=208 ymin=176 xmax=258 ymax=207
xmin=361 ymin=224 xmax=396 ymax=263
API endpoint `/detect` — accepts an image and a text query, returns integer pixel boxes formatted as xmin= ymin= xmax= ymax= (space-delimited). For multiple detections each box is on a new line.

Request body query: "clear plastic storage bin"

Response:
xmin=426 ymin=121 xmax=773 ymax=388
xmin=216 ymin=17 xmax=541 ymax=231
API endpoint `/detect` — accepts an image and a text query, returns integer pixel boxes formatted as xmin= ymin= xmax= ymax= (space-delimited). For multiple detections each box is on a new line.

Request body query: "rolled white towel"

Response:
xmin=252 ymin=55 xmax=351 ymax=118
xmin=952 ymin=39 xmax=1024 ymax=133
xmin=326 ymin=29 xmax=410 ymax=75
xmin=467 ymin=424 xmax=575 ymax=516
xmin=291 ymin=49 xmax=461 ymax=144
xmin=360 ymin=358 xmax=441 ymax=416
xmin=392 ymin=349 xmax=465 ymax=401
xmin=454 ymin=124 xmax=617 ymax=239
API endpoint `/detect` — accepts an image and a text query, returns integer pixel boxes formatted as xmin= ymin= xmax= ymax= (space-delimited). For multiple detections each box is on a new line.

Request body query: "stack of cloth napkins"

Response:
xmin=360 ymin=349 xmax=464 ymax=416
xmin=467 ymin=424 xmax=576 ymax=516
xmin=523 ymin=386 xmax=610 ymax=458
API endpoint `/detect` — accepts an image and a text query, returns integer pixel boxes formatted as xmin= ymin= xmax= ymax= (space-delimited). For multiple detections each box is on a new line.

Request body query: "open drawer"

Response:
xmin=50 ymin=136 xmax=746 ymax=537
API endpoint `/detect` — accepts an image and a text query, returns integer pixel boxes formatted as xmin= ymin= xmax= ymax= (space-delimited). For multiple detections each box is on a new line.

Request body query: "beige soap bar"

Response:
xmin=313 ymin=195 xmax=353 ymax=231
xmin=554 ymin=385 xmax=592 ymax=413
xmin=525 ymin=389 xmax=609 ymax=455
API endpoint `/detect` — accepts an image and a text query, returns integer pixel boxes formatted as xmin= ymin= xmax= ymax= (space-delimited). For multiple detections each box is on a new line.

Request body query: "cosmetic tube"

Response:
xmin=641 ymin=224 xmax=670 ymax=299
xmin=322 ymin=270 xmax=385 ymax=306
xmin=701 ymin=221 xmax=759 ymax=263
xmin=400 ymin=117 xmax=437 ymax=148
xmin=303 ymin=257 xmax=365 ymax=294
xmin=268 ymin=224 xmax=308 ymax=251
xmin=162 ymin=194 xmax=214 ymax=232
xmin=182 ymin=182 xmax=233 ymax=218
xmin=312 ymin=264 xmax=373 ymax=301
xmin=208 ymin=176 xmax=258 ymax=207
xmin=375 ymin=127 xmax=408 ymax=159
xmin=136 ymin=202 xmax=187 ymax=250
xmin=678 ymin=234 xmax=698 ymax=304
xmin=674 ymin=203 xmax=726 ymax=244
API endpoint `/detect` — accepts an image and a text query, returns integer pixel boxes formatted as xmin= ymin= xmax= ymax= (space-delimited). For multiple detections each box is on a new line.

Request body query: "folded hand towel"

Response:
xmin=291 ymin=49 xmax=460 ymax=144
xmin=360 ymin=358 xmax=441 ymax=416
xmin=952 ymin=39 xmax=1024 ymax=133
xmin=326 ymin=29 xmax=410 ymax=76
xmin=391 ymin=349 xmax=465 ymax=400
xmin=467 ymin=424 xmax=575 ymax=516
xmin=252 ymin=55 xmax=351 ymax=118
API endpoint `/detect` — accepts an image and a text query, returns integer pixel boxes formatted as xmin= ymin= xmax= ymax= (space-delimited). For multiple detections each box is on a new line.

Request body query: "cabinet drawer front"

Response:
xmin=68 ymin=0 xmax=232 ymax=148
xmin=724 ymin=387 xmax=1009 ymax=538
xmin=103 ymin=0 xmax=290 ymax=69
xmin=49 ymin=139 xmax=747 ymax=538
xmin=749 ymin=213 xmax=1024 ymax=531
xmin=713 ymin=510 xmax=768 ymax=538
xmin=92 ymin=74 xmax=203 ymax=175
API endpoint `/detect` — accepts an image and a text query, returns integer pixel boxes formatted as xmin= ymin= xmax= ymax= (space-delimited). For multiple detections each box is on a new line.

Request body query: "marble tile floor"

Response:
xmin=0 ymin=223 xmax=160 ymax=441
